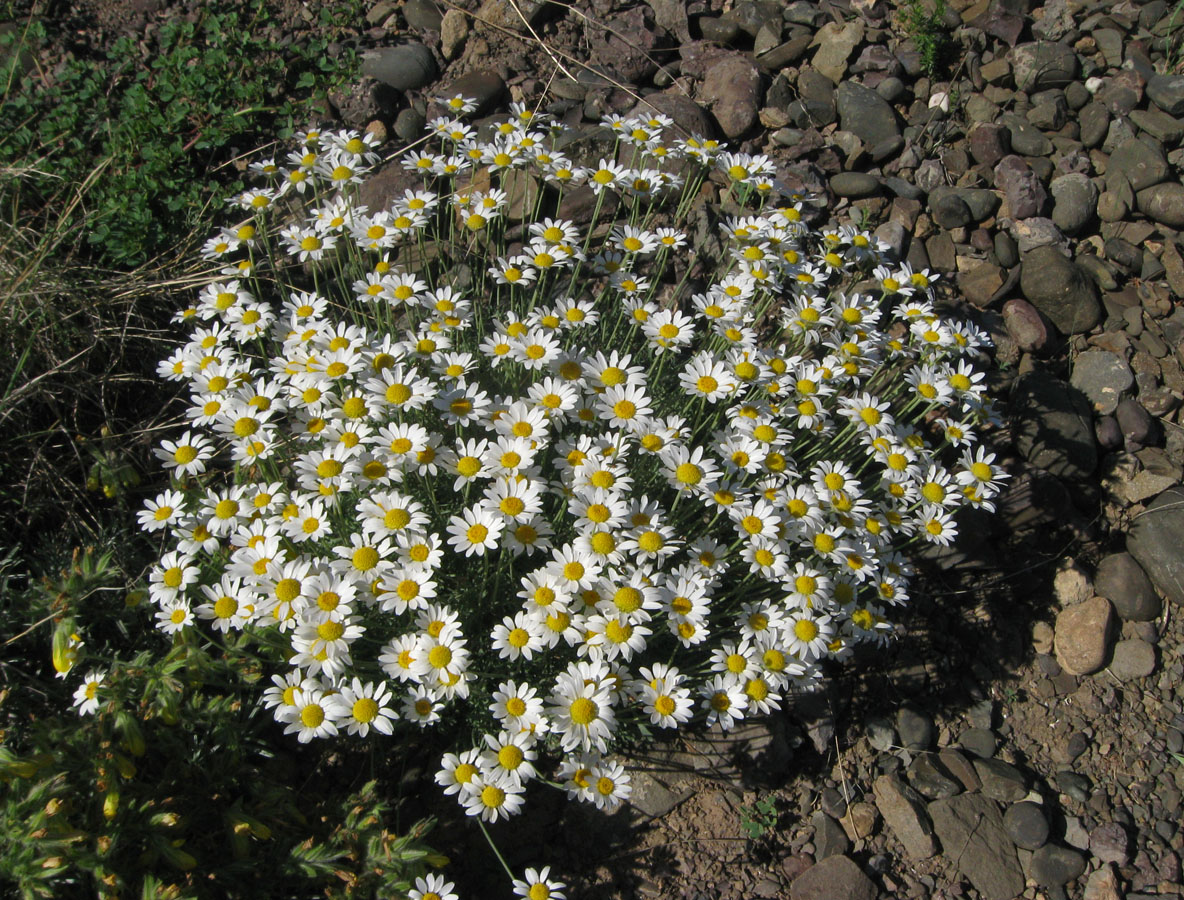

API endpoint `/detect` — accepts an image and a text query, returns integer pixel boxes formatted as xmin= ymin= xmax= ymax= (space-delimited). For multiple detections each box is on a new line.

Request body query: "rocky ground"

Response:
xmin=47 ymin=0 xmax=1184 ymax=895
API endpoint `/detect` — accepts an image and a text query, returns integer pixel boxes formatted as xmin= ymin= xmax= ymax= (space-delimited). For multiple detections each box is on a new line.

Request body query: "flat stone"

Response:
xmin=929 ymin=794 xmax=1025 ymax=900
xmin=1020 ymin=245 xmax=1102 ymax=335
xmin=1083 ymin=864 xmax=1123 ymax=900
xmin=1001 ymin=112 xmax=1054 ymax=156
xmin=791 ymin=854 xmax=878 ymax=900
xmin=701 ymin=54 xmax=762 ymax=139
xmin=439 ymin=9 xmax=469 ymax=60
xmin=1070 ymin=350 xmax=1133 ymax=415
xmin=1147 ymin=72 xmax=1184 ymax=116
xmin=403 ymin=0 xmax=444 ymax=31
xmin=1136 ymin=182 xmax=1184 ymax=228
xmin=1004 ymin=801 xmax=1050 ymax=850
xmin=1050 ymin=174 xmax=1098 ymax=235
xmin=1108 ymin=638 xmax=1157 ymax=680
xmin=441 ymin=70 xmax=506 ymax=115
xmin=959 ymin=727 xmax=998 ymax=758
xmin=939 ymin=748 xmax=983 ymax=793
xmin=1089 ymin=822 xmax=1131 ymax=865
xmin=873 ymin=774 xmax=938 ymax=859
xmin=1080 ymin=102 xmax=1111 ymax=149
xmin=1129 ymin=108 xmax=1184 ymax=144
xmin=1110 ymin=137 xmax=1170 ymax=192
xmin=959 ymin=262 xmax=1005 ymax=308
xmin=810 ymin=20 xmax=865 ymax=83
xmin=812 ymin=811 xmax=851 ymax=859
xmin=1031 ymin=844 xmax=1087 ymax=888
xmin=907 ymin=754 xmax=962 ymax=799
xmin=475 ymin=0 xmax=547 ymax=31
xmin=1094 ymin=553 xmax=1162 ymax=622
xmin=830 ymin=172 xmax=882 ymax=198
xmin=896 ymin=706 xmax=934 ymax=752
xmin=969 ymin=122 xmax=1012 ymax=167
xmin=1054 ymin=596 xmax=1115 ymax=676
xmin=973 ymin=758 xmax=1029 ymax=803
xmin=1012 ymin=41 xmax=1079 ymax=91
xmin=1127 ymin=486 xmax=1184 ymax=605
xmin=835 ymin=80 xmax=901 ymax=147
xmin=839 ymin=801 xmax=879 ymax=842
xmin=1011 ymin=371 xmax=1097 ymax=481
xmin=361 ymin=43 xmax=438 ymax=92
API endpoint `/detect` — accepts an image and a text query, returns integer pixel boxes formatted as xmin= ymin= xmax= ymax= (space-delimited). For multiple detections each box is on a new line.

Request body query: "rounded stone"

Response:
xmin=896 ymin=706 xmax=934 ymax=752
xmin=361 ymin=43 xmax=438 ymax=92
xmin=1020 ymin=245 xmax=1102 ymax=335
xmin=1108 ymin=639 xmax=1157 ymax=681
xmin=393 ymin=108 xmax=426 ymax=143
xmin=1137 ymin=183 xmax=1184 ymax=228
xmin=1094 ymin=553 xmax=1161 ymax=622
xmin=1031 ymin=844 xmax=1087 ymax=887
xmin=1054 ymin=596 xmax=1114 ymax=676
xmin=830 ymin=172 xmax=882 ymax=198
xmin=1004 ymin=802 xmax=1050 ymax=850
xmin=959 ymin=727 xmax=998 ymax=758
xmin=1089 ymin=822 xmax=1131 ymax=865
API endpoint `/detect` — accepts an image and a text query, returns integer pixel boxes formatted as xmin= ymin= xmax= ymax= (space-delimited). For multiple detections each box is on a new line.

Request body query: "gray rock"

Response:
xmin=441 ymin=70 xmax=506 ymax=115
xmin=865 ymin=714 xmax=898 ymax=752
xmin=896 ymin=706 xmax=934 ymax=752
xmin=812 ymin=811 xmax=851 ymax=860
xmin=973 ymin=758 xmax=1029 ymax=803
xmin=629 ymin=770 xmax=693 ymax=817
xmin=835 ymin=81 xmax=901 ymax=148
xmin=1050 ymin=174 xmax=1097 ymax=235
xmin=1031 ymin=844 xmax=1087 ymax=888
xmin=1093 ymin=28 xmax=1124 ymax=67
xmin=1020 ymin=245 xmax=1101 ymax=335
xmin=1097 ymin=190 xmax=1129 ymax=222
xmin=475 ymin=0 xmax=547 ymax=31
xmin=361 ymin=43 xmax=437 ymax=92
xmin=930 ymin=794 xmax=1025 ymax=900
xmin=938 ymin=749 xmax=982 ymax=793
xmin=393 ymin=107 xmax=427 ymax=143
xmin=1127 ymin=486 xmax=1184 ymax=605
xmin=1080 ymin=102 xmax=1111 ymax=149
xmin=1002 ymin=298 xmax=1049 ymax=352
xmin=439 ymin=9 xmax=469 ymax=60
xmin=1129 ymin=108 xmax=1184 ymax=144
xmin=995 ymin=155 xmax=1048 ymax=220
xmin=1094 ymin=552 xmax=1162 ymax=622
xmin=969 ymin=122 xmax=1012 ymax=167
xmin=1115 ymin=397 xmax=1155 ymax=447
xmin=1136 ymin=182 xmax=1184 ymax=228
xmin=1012 ymin=217 xmax=1068 ymax=253
xmin=959 ymin=727 xmax=998 ymax=758
xmin=1109 ymin=638 xmax=1157 ymax=680
xmin=1110 ymin=137 xmax=1170 ymax=192
xmin=873 ymin=774 xmax=938 ymax=859
xmin=1070 ymin=350 xmax=1133 ymax=415
xmin=995 ymin=232 xmax=1020 ymax=268
xmin=1147 ymin=72 xmax=1184 ymax=116
xmin=830 ymin=172 xmax=881 ymax=198
xmin=930 ymin=190 xmax=973 ymax=229
xmin=402 ymin=0 xmax=443 ymax=31
xmin=1054 ymin=596 xmax=1115 ymax=676
xmin=701 ymin=55 xmax=762 ymax=138
xmin=810 ymin=20 xmax=865 ymax=83
xmin=1004 ymin=801 xmax=1050 ymax=850
xmin=1029 ymin=96 xmax=1068 ymax=130
xmin=1089 ymin=822 xmax=1131 ymax=865
xmin=699 ymin=16 xmax=741 ymax=43
xmin=790 ymin=854 xmax=878 ymax=900
xmin=631 ymin=92 xmax=716 ymax=141
xmin=1001 ymin=112 xmax=1055 ymax=156
xmin=907 ymin=754 xmax=962 ymax=799
xmin=1083 ymin=864 xmax=1123 ymax=900
xmin=1012 ymin=370 xmax=1096 ymax=480
xmin=1012 ymin=41 xmax=1080 ymax=91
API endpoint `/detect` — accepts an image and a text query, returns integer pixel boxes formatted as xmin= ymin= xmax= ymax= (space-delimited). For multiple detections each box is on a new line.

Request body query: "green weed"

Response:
xmin=899 ymin=0 xmax=957 ymax=79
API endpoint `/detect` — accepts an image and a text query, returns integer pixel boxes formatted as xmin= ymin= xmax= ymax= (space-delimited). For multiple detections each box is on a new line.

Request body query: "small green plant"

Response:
xmin=740 ymin=796 xmax=780 ymax=840
xmin=899 ymin=0 xmax=956 ymax=79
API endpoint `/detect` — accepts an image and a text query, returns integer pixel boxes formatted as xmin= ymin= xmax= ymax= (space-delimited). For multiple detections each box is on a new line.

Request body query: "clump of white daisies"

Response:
xmin=121 ymin=95 xmax=1006 ymax=884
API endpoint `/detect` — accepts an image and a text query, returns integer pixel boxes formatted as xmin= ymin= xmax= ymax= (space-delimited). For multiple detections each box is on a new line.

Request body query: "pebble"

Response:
xmin=1147 ymin=72 xmax=1184 ymax=116
xmin=959 ymin=727 xmax=998 ymax=759
xmin=811 ymin=811 xmax=851 ymax=860
xmin=839 ymin=802 xmax=879 ymax=842
xmin=973 ymin=757 xmax=1029 ymax=803
xmin=1080 ymin=102 xmax=1111 ymax=148
xmin=810 ymin=20 xmax=864 ymax=84
xmin=1109 ymin=137 xmax=1170 ymax=192
xmin=1004 ymin=801 xmax=1050 ymax=850
xmin=1115 ymin=397 xmax=1155 ymax=448
xmin=790 ymin=854 xmax=878 ymax=900
xmin=1031 ymin=843 xmax=1087 ymax=887
xmin=1069 ymin=350 xmax=1133 ymax=415
xmin=829 ymin=172 xmax=881 ymax=198
xmin=929 ymin=794 xmax=1025 ymax=900
xmin=393 ymin=107 xmax=426 ymax=143
xmin=361 ymin=43 xmax=437 ymax=91
xmin=1108 ymin=639 xmax=1157 ymax=681
xmin=835 ymin=80 xmax=901 ymax=148
xmin=701 ymin=55 xmax=762 ymax=139
xmin=995 ymin=155 xmax=1048 ymax=220
xmin=1012 ymin=41 xmax=1080 ymax=91
xmin=1090 ymin=822 xmax=1132 ymax=865
xmin=1054 ymin=596 xmax=1115 ymax=676
xmin=440 ymin=70 xmax=506 ymax=115
xmin=1057 ymin=771 xmax=1093 ymax=804
xmin=1050 ymin=173 xmax=1098 ymax=235
xmin=1094 ymin=553 xmax=1162 ymax=622
xmin=1019 ymin=245 xmax=1102 ymax=335
xmin=439 ymin=9 xmax=469 ymax=60
xmin=402 ymin=0 xmax=443 ymax=31
xmin=896 ymin=706 xmax=934 ymax=752
xmin=907 ymin=754 xmax=962 ymax=800
xmin=1136 ymin=182 xmax=1184 ymax=228
xmin=938 ymin=749 xmax=982 ymax=793
xmin=1082 ymin=864 xmax=1123 ymax=900
xmin=1126 ymin=486 xmax=1184 ymax=605
xmin=873 ymin=774 xmax=938 ymax=859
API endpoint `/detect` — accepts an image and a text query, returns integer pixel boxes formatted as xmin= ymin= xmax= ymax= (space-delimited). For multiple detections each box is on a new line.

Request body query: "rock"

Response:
xmin=930 ymin=190 xmax=972 ymax=229
xmin=995 ymin=232 xmax=1019 ymax=267
xmin=393 ymin=107 xmax=427 ymax=143
xmin=835 ymin=81 xmax=901 ymax=148
xmin=929 ymin=794 xmax=1025 ymax=900
xmin=1002 ymin=299 xmax=1049 ymax=352
xmin=810 ymin=20 xmax=865 ymax=83
xmin=969 ymin=122 xmax=1012 ymax=167
xmin=1089 ymin=822 xmax=1131 ymax=865
xmin=1070 ymin=351 xmax=1133 ymax=415
xmin=1050 ymin=174 xmax=1097 ymax=235
xmin=1147 ymin=72 xmax=1184 ymax=116
xmin=1094 ymin=552 xmax=1162 ymax=622
xmin=1136 ymin=182 xmax=1184 ymax=228
xmin=631 ymin=92 xmax=716 ymax=140
xmin=1028 ymin=96 xmax=1067 ymax=130
xmin=812 ymin=811 xmax=851 ymax=859
xmin=1096 ymin=191 xmax=1129 ymax=222
xmin=1093 ymin=27 xmax=1124 ymax=67
xmin=995 ymin=156 xmax=1048 ymax=220
xmin=1110 ymin=138 xmax=1170 ymax=192
xmin=1012 ymin=371 xmax=1096 ymax=481
xmin=1115 ymin=397 xmax=1155 ymax=447
xmin=1079 ymin=102 xmax=1110 ymax=149
xmin=865 ymin=715 xmax=897 ymax=752
xmin=873 ymin=774 xmax=938 ymax=859
xmin=1020 ymin=245 xmax=1101 ymax=334
xmin=1031 ymin=844 xmax=1087 ymax=888
xmin=329 ymin=77 xmax=401 ymax=129
xmin=959 ymin=263 xmax=1005 ymax=308
xmin=959 ymin=727 xmax=998 ymax=758
xmin=1012 ymin=41 xmax=1079 ymax=91
xmin=1083 ymin=864 xmax=1123 ymax=900
xmin=791 ymin=855 xmax=878 ymax=900
xmin=1011 ymin=217 xmax=1067 ymax=253
xmin=629 ymin=770 xmax=693 ymax=817
xmin=475 ymin=0 xmax=547 ymax=31
xmin=1127 ymin=486 xmax=1184 ymax=605
xmin=589 ymin=7 xmax=661 ymax=83
xmin=1129 ymin=108 xmax=1184 ymax=144
xmin=439 ymin=9 xmax=469 ymax=60
xmin=1057 ymin=771 xmax=1092 ymax=804
xmin=1004 ymin=802 xmax=1050 ymax=850
xmin=361 ymin=43 xmax=437 ymax=92
xmin=701 ymin=55 xmax=762 ymax=138
xmin=698 ymin=16 xmax=741 ymax=43
xmin=839 ymin=802 xmax=879 ymax=841
xmin=830 ymin=172 xmax=882 ymax=198
xmin=1054 ymin=596 xmax=1114 ymax=676
xmin=403 ymin=0 xmax=443 ymax=31
xmin=973 ymin=758 xmax=1028 ymax=803
xmin=1001 ymin=113 xmax=1054 ymax=156
xmin=1108 ymin=638 xmax=1157 ymax=680
xmin=896 ymin=706 xmax=933 ymax=752
xmin=938 ymin=749 xmax=982 ymax=793
xmin=441 ymin=71 xmax=506 ymax=116
xmin=907 ymin=754 xmax=962 ymax=799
